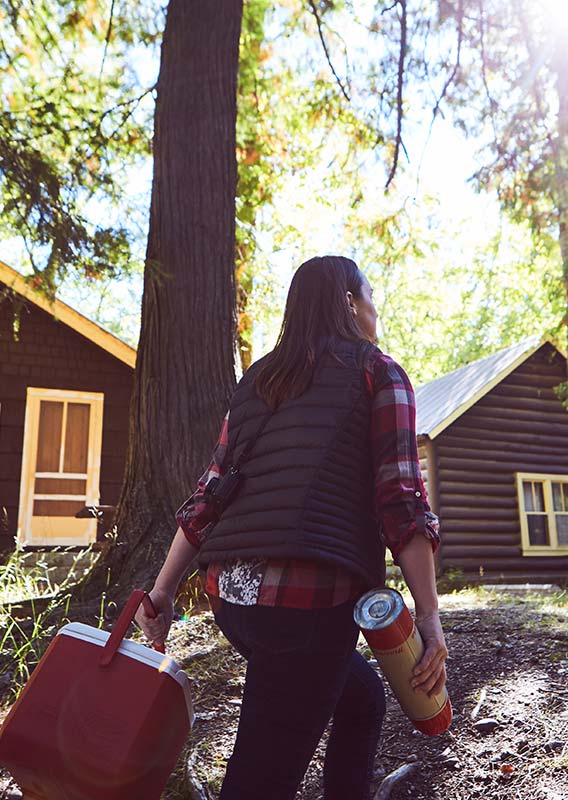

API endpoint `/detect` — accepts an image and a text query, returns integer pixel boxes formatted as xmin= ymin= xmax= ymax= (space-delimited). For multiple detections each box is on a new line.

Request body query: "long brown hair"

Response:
xmin=254 ymin=255 xmax=367 ymax=409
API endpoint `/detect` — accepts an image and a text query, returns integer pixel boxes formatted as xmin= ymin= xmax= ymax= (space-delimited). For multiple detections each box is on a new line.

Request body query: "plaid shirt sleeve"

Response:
xmin=175 ymin=412 xmax=229 ymax=549
xmin=364 ymin=349 xmax=441 ymax=564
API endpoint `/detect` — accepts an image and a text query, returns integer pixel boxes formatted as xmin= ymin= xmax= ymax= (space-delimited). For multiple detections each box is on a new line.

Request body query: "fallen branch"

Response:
xmin=373 ymin=761 xmax=420 ymax=800
xmin=471 ymin=687 xmax=487 ymax=719
xmin=185 ymin=752 xmax=210 ymax=800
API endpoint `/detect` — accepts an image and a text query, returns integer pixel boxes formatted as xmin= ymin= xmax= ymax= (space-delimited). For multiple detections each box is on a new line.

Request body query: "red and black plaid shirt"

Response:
xmin=176 ymin=347 xmax=440 ymax=608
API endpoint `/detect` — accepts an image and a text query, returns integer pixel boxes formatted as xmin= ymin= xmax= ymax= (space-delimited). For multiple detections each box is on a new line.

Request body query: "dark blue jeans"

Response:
xmin=213 ymin=599 xmax=386 ymax=800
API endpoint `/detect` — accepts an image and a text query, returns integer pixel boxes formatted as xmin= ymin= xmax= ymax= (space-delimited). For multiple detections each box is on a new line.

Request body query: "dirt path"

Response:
xmin=163 ymin=587 xmax=568 ymax=800
xmin=1 ymin=588 xmax=566 ymax=800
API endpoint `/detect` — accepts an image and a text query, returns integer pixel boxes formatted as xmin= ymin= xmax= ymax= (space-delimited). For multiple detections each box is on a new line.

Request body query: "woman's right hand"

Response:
xmin=134 ymin=587 xmax=175 ymax=649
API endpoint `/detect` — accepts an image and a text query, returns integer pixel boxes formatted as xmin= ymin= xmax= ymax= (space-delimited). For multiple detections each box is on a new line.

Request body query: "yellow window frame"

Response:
xmin=515 ymin=472 xmax=568 ymax=556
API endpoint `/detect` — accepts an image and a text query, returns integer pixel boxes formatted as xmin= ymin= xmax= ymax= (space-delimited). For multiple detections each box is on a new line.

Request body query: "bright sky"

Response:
xmin=543 ymin=0 xmax=568 ymax=34
xmin=249 ymin=96 xmax=502 ymax=353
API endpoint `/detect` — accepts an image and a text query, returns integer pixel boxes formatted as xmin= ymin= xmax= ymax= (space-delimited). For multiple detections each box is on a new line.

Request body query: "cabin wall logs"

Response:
xmin=429 ymin=343 xmax=568 ymax=582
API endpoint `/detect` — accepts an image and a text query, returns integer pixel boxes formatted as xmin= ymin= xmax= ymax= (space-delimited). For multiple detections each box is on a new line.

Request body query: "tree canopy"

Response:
xmin=0 ymin=0 xmax=160 ymax=290
xmin=0 ymin=0 xmax=565 ymax=380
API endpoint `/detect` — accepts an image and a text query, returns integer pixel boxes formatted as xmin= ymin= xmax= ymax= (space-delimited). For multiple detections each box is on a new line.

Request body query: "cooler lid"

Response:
xmin=58 ymin=622 xmax=194 ymax=725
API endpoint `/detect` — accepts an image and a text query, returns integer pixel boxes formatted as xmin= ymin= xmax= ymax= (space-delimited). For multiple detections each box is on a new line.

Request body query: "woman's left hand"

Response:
xmin=412 ymin=612 xmax=448 ymax=697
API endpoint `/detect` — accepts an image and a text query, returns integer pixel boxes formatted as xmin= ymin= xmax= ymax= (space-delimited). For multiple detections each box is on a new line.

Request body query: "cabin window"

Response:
xmin=17 ymin=388 xmax=104 ymax=546
xmin=516 ymin=473 xmax=568 ymax=556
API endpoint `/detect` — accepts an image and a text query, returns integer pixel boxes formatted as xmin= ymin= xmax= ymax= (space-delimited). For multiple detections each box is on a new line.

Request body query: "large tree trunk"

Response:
xmin=77 ymin=0 xmax=243 ymax=605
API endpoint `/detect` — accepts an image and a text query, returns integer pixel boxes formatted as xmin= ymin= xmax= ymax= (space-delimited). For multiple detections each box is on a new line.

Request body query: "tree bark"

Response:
xmin=77 ymin=0 xmax=243 ymax=605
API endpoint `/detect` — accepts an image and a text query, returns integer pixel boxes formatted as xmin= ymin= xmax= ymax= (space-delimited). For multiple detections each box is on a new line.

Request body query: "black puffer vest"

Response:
xmin=198 ymin=337 xmax=385 ymax=587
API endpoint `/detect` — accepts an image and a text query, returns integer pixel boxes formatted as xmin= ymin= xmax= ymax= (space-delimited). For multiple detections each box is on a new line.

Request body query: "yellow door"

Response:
xmin=18 ymin=389 xmax=104 ymax=546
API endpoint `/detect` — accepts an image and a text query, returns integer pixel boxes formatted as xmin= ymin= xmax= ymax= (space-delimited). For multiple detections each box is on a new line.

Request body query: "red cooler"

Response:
xmin=0 ymin=590 xmax=194 ymax=800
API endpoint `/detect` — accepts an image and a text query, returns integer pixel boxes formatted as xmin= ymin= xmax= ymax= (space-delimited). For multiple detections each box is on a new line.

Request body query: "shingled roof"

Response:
xmin=414 ymin=334 xmax=561 ymax=439
xmin=0 ymin=260 xmax=136 ymax=368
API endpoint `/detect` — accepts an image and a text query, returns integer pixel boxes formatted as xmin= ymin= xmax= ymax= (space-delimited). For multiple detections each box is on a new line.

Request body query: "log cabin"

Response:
xmin=416 ymin=335 xmax=568 ymax=584
xmin=0 ymin=260 xmax=135 ymax=554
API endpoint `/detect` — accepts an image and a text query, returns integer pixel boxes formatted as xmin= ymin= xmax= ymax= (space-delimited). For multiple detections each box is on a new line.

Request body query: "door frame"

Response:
xmin=17 ymin=388 xmax=104 ymax=546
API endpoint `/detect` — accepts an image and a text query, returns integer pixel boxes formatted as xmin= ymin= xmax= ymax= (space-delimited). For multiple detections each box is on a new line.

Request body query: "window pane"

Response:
xmin=36 ymin=401 xmax=63 ymax=472
xmin=63 ymin=403 xmax=90 ymax=473
xmin=556 ymin=515 xmax=568 ymax=546
xmin=533 ymin=483 xmax=545 ymax=512
xmin=564 ymin=484 xmax=568 ymax=511
xmin=552 ymin=483 xmax=564 ymax=512
xmin=523 ymin=482 xmax=534 ymax=512
xmin=527 ymin=515 xmax=549 ymax=546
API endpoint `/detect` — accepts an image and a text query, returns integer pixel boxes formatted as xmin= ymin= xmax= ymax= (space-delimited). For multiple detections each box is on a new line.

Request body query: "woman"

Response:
xmin=135 ymin=255 xmax=448 ymax=800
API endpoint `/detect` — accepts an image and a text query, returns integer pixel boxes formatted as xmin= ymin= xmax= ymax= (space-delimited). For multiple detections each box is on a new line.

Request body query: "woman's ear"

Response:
xmin=346 ymin=291 xmax=357 ymax=314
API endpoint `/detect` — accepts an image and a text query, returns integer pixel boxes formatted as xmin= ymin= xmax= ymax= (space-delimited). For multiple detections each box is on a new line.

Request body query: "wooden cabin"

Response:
xmin=416 ymin=335 xmax=568 ymax=584
xmin=0 ymin=261 xmax=135 ymax=553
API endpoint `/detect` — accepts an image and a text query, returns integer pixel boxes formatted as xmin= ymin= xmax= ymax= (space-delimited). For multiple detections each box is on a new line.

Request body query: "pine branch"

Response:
xmin=99 ymin=0 xmax=117 ymax=89
xmin=477 ymin=0 xmax=498 ymax=124
xmin=385 ymin=0 xmax=407 ymax=190
xmin=307 ymin=0 xmax=350 ymax=103
xmin=431 ymin=0 xmax=464 ymax=121
xmin=416 ymin=0 xmax=464 ymax=187
xmin=92 ymin=85 xmax=156 ymax=155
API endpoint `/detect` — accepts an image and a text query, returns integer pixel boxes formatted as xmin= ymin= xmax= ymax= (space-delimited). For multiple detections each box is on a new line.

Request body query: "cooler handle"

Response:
xmin=141 ymin=594 xmax=167 ymax=655
xmin=99 ymin=589 xmax=166 ymax=667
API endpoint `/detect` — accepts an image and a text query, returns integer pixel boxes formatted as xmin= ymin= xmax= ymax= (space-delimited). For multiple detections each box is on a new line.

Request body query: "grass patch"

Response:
xmin=0 ymin=545 xmax=108 ymax=704
xmin=0 ymin=594 xmax=71 ymax=703
xmin=0 ymin=545 xmax=98 ymax=605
